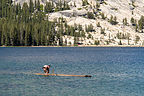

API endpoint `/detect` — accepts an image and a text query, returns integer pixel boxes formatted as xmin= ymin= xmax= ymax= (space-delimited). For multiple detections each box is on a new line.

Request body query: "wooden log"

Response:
xmin=35 ymin=73 xmax=92 ymax=77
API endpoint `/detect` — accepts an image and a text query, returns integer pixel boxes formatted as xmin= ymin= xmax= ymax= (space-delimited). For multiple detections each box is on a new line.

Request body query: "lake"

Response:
xmin=0 ymin=47 xmax=144 ymax=96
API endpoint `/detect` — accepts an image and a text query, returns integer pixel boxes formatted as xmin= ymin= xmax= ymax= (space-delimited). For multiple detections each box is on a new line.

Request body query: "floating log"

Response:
xmin=35 ymin=73 xmax=92 ymax=77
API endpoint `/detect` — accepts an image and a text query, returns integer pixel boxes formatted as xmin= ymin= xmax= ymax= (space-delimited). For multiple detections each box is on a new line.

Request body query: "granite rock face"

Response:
xmin=13 ymin=0 xmax=144 ymax=46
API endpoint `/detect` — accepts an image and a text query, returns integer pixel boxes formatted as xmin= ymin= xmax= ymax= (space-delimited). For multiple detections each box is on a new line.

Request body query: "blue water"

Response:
xmin=0 ymin=47 xmax=144 ymax=96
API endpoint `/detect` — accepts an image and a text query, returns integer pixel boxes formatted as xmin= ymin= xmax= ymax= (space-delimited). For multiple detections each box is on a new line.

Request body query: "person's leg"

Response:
xmin=44 ymin=69 xmax=47 ymax=73
xmin=48 ymin=69 xmax=49 ymax=73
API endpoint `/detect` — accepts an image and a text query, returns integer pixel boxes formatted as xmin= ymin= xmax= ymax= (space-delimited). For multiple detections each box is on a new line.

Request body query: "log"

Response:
xmin=35 ymin=73 xmax=92 ymax=77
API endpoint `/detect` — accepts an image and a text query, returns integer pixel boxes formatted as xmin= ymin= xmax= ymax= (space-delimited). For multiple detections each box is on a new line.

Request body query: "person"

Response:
xmin=42 ymin=65 xmax=50 ymax=74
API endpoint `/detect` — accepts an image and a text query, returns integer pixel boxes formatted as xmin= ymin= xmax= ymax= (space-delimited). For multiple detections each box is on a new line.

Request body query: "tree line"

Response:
xmin=0 ymin=0 xmax=85 ymax=46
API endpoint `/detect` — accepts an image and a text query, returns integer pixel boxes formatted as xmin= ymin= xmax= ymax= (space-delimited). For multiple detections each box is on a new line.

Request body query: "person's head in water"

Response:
xmin=42 ymin=65 xmax=50 ymax=74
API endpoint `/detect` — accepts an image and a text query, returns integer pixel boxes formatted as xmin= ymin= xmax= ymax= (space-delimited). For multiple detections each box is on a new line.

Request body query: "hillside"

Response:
xmin=48 ymin=0 xmax=144 ymax=45
xmin=2 ymin=0 xmax=144 ymax=46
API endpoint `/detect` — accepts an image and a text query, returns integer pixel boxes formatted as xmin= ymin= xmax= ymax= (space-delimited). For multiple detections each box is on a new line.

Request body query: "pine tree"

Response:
xmin=95 ymin=40 xmax=100 ymax=45
xmin=109 ymin=15 xmax=118 ymax=25
xmin=81 ymin=30 xmax=85 ymax=37
xmin=96 ymin=2 xmax=100 ymax=10
xmin=0 ymin=0 xmax=2 ymax=18
xmin=63 ymin=0 xmax=66 ymax=10
xmin=131 ymin=17 xmax=135 ymax=24
xmin=101 ymin=27 xmax=105 ymax=34
xmin=123 ymin=18 xmax=128 ymax=25
xmin=135 ymin=24 xmax=138 ymax=32
xmin=40 ymin=4 xmax=44 ymax=11
xmin=59 ymin=0 xmax=62 ymax=11
xmin=66 ymin=3 xmax=70 ymax=10
xmin=8 ymin=0 xmax=13 ymax=5
xmin=16 ymin=3 xmax=21 ymax=15
xmin=87 ymin=12 xmax=95 ymax=19
xmin=37 ymin=0 xmax=40 ymax=11
xmin=45 ymin=2 xmax=53 ymax=13
xmin=82 ymin=0 xmax=89 ymax=6
xmin=119 ymin=40 xmax=122 ymax=45
xmin=2 ymin=22 xmax=8 ymax=45
xmin=138 ymin=16 xmax=144 ymax=31
xmin=87 ymin=24 xmax=94 ymax=32
xmin=101 ymin=12 xmax=105 ymax=19
xmin=78 ymin=25 xmax=83 ymax=31
xmin=59 ymin=36 xmax=63 ymax=46
xmin=97 ymin=22 xmax=101 ymax=27
xmin=2 ymin=0 xmax=6 ymax=17
xmin=29 ymin=0 xmax=34 ymax=13
xmin=22 ymin=3 xmax=29 ymax=23
xmin=70 ymin=27 xmax=74 ymax=36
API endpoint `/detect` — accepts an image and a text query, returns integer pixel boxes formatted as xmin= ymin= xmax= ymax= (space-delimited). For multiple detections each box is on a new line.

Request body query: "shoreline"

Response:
xmin=1 ymin=45 xmax=144 ymax=47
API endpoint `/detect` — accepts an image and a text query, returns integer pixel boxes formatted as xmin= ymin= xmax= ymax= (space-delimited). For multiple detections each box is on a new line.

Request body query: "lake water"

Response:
xmin=0 ymin=47 xmax=144 ymax=96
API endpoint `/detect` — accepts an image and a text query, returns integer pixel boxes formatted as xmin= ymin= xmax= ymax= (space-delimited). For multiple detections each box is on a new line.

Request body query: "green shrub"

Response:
xmin=87 ymin=12 xmax=95 ymax=19
xmin=95 ymin=40 xmax=100 ymax=45
xmin=77 ymin=8 xmax=82 ymax=10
